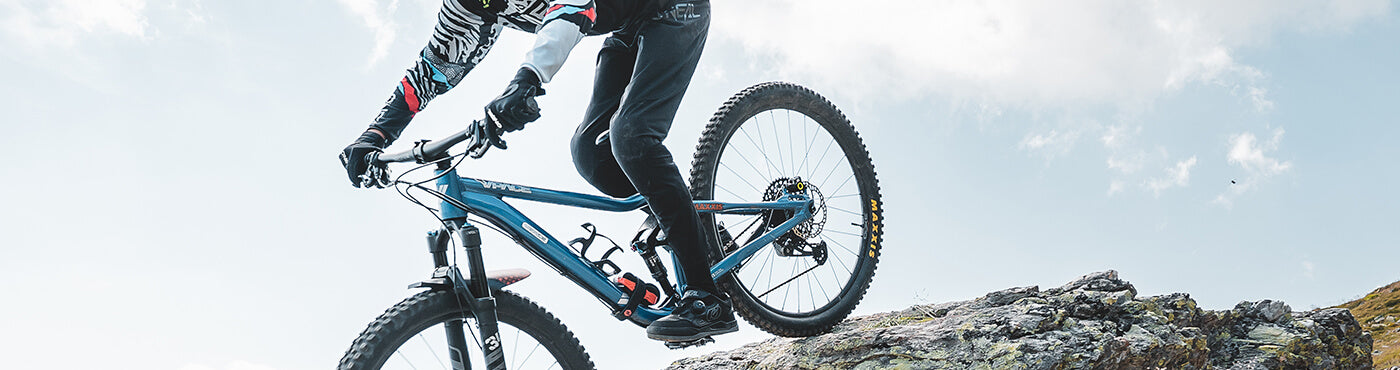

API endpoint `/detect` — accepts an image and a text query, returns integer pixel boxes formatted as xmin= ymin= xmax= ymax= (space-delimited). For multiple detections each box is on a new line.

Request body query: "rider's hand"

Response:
xmin=339 ymin=130 xmax=389 ymax=188
xmin=486 ymin=67 xmax=545 ymax=132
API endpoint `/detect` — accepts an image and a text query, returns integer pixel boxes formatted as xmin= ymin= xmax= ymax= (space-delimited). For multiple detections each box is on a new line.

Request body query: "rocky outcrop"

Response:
xmin=669 ymin=271 xmax=1373 ymax=369
xmin=1337 ymin=280 xmax=1400 ymax=369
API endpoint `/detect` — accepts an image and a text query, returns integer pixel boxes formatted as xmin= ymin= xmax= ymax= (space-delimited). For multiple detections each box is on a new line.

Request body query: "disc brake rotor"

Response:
xmin=761 ymin=177 xmax=829 ymax=261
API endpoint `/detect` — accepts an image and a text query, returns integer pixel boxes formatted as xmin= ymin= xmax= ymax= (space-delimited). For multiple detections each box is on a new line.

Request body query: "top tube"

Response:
xmin=446 ymin=171 xmax=649 ymax=213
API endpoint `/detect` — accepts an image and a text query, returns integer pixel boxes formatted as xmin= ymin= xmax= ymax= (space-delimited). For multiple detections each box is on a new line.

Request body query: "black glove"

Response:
xmin=339 ymin=131 xmax=390 ymax=188
xmin=486 ymin=68 xmax=545 ymax=132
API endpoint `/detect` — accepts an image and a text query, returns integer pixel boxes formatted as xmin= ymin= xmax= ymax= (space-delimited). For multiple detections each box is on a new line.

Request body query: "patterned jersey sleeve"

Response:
xmin=521 ymin=0 xmax=596 ymax=83
xmin=369 ymin=1 xmax=508 ymax=144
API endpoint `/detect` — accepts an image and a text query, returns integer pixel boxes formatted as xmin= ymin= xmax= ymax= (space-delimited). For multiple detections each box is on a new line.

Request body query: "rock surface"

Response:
xmin=1336 ymin=279 xmax=1400 ymax=369
xmin=669 ymin=271 xmax=1373 ymax=370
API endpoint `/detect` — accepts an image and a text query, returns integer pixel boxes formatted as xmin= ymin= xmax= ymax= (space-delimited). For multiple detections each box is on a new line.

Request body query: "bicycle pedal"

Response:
xmin=663 ymin=336 xmax=714 ymax=350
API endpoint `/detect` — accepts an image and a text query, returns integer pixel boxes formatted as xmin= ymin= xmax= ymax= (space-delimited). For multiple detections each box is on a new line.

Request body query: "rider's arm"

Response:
xmin=369 ymin=10 xmax=508 ymax=144
xmin=520 ymin=0 xmax=596 ymax=83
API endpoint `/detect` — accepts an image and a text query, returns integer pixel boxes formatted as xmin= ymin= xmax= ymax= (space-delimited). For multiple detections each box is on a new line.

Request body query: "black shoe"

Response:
xmin=646 ymin=290 xmax=738 ymax=342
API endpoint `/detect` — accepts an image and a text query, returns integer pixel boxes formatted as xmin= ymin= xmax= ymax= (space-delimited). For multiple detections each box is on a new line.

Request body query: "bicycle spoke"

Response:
xmin=784 ymin=110 xmax=796 ymax=175
xmin=812 ymin=258 xmax=831 ymax=304
xmin=820 ymin=235 xmax=857 ymax=276
xmin=718 ymin=163 xmax=763 ymax=193
xmin=796 ymin=258 xmax=805 ymax=312
xmin=739 ymin=126 xmax=780 ymax=178
xmin=394 ymin=348 xmax=422 ymax=370
xmin=715 ymin=184 xmax=747 ymax=201
xmin=516 ymin=341 xmax=543 ymax=368
xmin=799 ymin=116 xmax=820 ymax=176
xmin=819 ymin=156 xmax=848 ymax=189
xmin=394 ymin=319 xmax=565 ymax=370
xmin=758 ymin=258 xmax=823 ymax=302
xmin=753 ymin=118 xmax=783 ymax=178
xmin=826 ymin=253 xmax=844 ymax=298
xmin=510 ymin=327 xmax=521 ymax=367
xmin=725 ymin=141 xmax=775 ymax=184
xmin=827 ymin=206 xmax=861 ymax=217
xmin=417 ymin=334 xmax=447 ymax=370
xmin=806 ymin=259 xmax=820 ymax=311
xmin=826 ymin=172 xmax=857 ymax=199
xmin=806 ymin=136 xmax=837 ymax=180
xmin=768 ymin=111 xmax=788 ymax=177
xmin=784 ymin=261 xmax=795 ymax=311
xmin=764 ymin=247 xmax=780 ymax=290
xmin=745 ymin=247 xmax=772 ymax=289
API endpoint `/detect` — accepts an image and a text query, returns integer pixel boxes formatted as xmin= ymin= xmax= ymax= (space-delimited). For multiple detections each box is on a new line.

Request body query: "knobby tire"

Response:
xmin=338 ymin=289 xmax=594 ymax=370
xmin=690 ymin=82 xmax=884 ymax=337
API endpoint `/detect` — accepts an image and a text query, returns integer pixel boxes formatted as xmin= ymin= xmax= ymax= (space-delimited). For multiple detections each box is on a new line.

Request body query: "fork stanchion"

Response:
xmin=427 ymin=228 xmax=450 ymax=268
xmin=459 ymin=225 xmax=489 ymax=297
xmin=457 ymin=224 xmax=507 ymax=369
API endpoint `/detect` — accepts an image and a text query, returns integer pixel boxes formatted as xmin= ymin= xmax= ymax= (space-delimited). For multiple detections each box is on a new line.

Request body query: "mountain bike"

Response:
xmin=338 ymin=82 xmax=884 ymax=370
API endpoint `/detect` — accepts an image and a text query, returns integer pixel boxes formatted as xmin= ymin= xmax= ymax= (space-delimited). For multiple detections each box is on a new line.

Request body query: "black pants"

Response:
xmin=569 ymin=1 xmax=716 ymax=293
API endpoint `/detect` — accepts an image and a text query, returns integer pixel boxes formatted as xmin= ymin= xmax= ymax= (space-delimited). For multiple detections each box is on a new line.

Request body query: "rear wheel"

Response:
xmin=690 ymin=82 xmax=884 ymax=337
xmin=338 ymin=290 xmax=594 ymax=370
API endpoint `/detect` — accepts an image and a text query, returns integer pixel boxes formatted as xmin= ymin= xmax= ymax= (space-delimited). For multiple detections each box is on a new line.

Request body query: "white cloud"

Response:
xmin=0 ymin=0 xmax=151 ymax=47
xmin=1018 ymin=129 xmax=1080 ymax=160
xmin=714 ymin=1 xmax=1375 ymax=201
xmin=1101 ymin=125 xmax=1134 ymax=149
xmin=1146 ymin=156 xmax=1198 ymax=196
xmin=713 ymin=0 xmax=1390 ymax=108
xmin=336 ymin=0 xmax=401 ymax=66
xmin=1108 ymin=180 xmax=1125 ymax=196
xmin=1227 ymin=129 xmax=1292 ymax=175
xmin=1215 ymin=128 xmax=1293 ymax=207
xmin=1302 ymin=260 xmax=1316 ymax=279
xmin=1106 ymin=154 xmax=1146 ymax=175
xmin=1248 ymin=86 xmax=1275 ymax=112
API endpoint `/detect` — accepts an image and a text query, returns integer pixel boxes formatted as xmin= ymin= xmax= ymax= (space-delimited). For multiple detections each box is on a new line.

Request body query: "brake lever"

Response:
xmin=468 ymin=111 xmax=509 ymax=159
xmin=359 ymin=151 xmax=392 ymax=188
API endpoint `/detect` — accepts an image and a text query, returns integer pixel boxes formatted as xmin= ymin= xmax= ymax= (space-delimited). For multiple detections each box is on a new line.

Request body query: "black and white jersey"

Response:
xmin=521 ymin=0 xmax=677 ymax=83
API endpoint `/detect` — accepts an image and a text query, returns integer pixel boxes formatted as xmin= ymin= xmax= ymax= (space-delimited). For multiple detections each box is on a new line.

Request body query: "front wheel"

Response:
xmin=338 ymin=290 xmax=594 ymax=370
xmin=690 ymin=82 xmax=884 ymax=337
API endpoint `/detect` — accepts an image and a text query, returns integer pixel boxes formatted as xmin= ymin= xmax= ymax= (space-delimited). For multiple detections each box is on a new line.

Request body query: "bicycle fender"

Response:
xmin=409 ymin=267 xmax=532 ymax=291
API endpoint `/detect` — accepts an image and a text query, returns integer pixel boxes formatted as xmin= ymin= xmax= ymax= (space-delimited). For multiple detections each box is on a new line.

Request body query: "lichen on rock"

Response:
xmin=668 ymin=271 xmax=1373 ymax=370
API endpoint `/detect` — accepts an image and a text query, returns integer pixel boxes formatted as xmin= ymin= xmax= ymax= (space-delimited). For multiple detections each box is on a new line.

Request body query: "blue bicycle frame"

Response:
xmin=427 ymin=166 xmax=812 ymax=324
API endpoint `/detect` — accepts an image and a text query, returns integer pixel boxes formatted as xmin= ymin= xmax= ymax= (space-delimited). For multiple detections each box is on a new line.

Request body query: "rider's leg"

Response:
xmin=604 ymin=1 xmax=731 ymax=342
xmin=605 ymin=2 xmax=715 ymax=296
xmin=571 ymin=29 xmax=715 ymax=289
xmin=571 ymin=33 xmax=640 ymax=199
xmin=568 ymin=0 xmax=727 ymax=342
xmin=366 ymin=0 xmax=505 ymax=144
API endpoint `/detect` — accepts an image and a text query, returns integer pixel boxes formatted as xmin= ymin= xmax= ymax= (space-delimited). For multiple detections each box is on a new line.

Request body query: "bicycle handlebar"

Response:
xmin=374 ymin=125 xmax=475 ymax=165
xmin=374 ymin=111 xmax=505 ymax=165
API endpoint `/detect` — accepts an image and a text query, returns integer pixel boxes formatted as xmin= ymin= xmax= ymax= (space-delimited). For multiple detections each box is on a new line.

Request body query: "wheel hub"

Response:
xmin=761 ymin=177 xmax=829 ymax=264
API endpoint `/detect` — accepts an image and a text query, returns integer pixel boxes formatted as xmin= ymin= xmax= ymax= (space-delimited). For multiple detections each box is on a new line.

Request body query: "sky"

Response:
xmin=0 ymin=0 xmax=1397 ymax=369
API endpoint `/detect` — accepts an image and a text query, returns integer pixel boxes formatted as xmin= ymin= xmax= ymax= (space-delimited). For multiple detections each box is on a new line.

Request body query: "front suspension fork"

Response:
xmin=428 ymin=224 xmax=506 ymax=370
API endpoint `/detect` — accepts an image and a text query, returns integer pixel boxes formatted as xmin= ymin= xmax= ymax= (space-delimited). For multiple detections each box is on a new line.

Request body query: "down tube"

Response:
xmin=458 ymin=191 xmax=629 ymax=309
